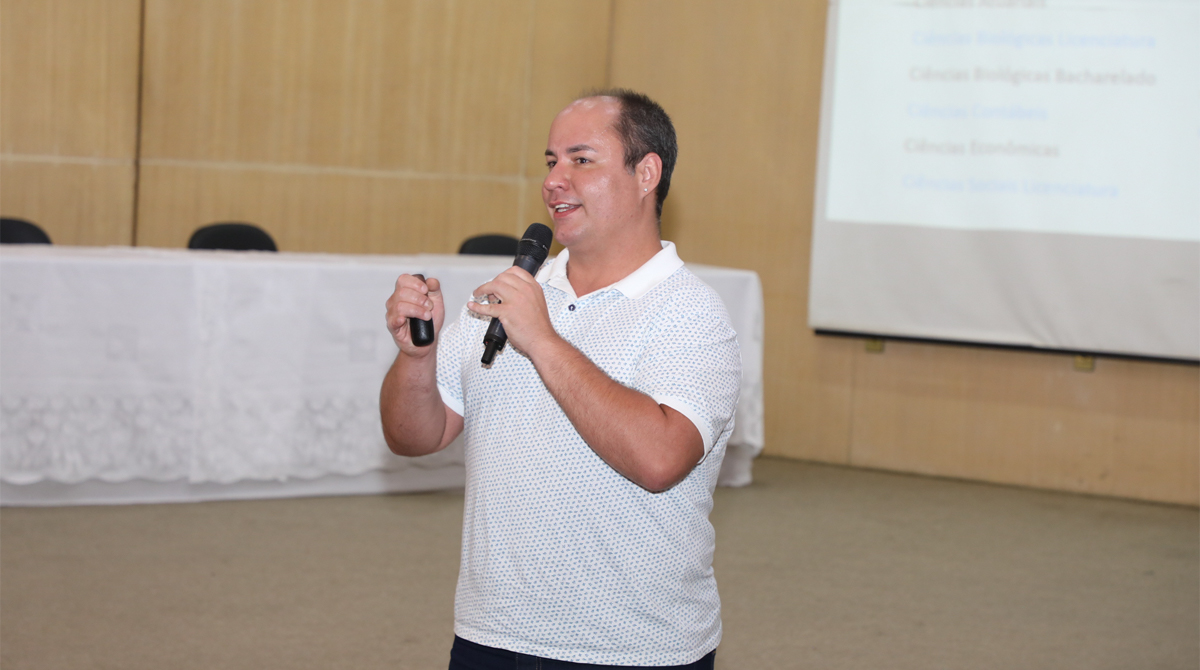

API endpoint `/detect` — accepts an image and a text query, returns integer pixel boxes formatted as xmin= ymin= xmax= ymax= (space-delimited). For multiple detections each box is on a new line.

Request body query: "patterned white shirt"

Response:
xmin=436 ymin=241 xmax=741 ymax=665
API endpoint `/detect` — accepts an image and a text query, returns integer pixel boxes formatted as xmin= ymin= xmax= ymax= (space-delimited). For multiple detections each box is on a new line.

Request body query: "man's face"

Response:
xmin=542 ymin=98 xmax=643 ymax=250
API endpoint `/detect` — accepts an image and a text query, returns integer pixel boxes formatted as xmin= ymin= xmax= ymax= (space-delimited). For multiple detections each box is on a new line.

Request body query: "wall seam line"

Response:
xmin=846 ymin=343 xmax=859 ymax=467
xmin=0 ymin=154 xmax=136 ymax=166
xmin=130 ymin=0 xmax=147 ymax=247
xmin=136 ymin=158 xmax=526 ymax=184
xmin=515 ymin=0 xmax=537 ymax=235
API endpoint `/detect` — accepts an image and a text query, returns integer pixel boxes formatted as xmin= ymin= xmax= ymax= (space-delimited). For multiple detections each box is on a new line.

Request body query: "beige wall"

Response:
xmin=135 ymin=0 xmax=610 ymax=252
xmin=2 ymin=0 xmax=1195 ymax=505
xmin=607 ymin=0 xmax=1198 ymax=506
xmin=0 ymin=0 xmax=141 ymax=245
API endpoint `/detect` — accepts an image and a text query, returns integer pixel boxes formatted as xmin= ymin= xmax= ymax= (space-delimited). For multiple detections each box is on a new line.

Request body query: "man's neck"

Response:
xmin=565 ymin=230 xmax=664 ymax=298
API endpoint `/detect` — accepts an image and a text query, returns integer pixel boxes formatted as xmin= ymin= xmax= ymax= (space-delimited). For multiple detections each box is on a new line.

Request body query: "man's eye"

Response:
xmin=575 ymin=157 xmax=589 ymax=164
xmin=546 ymin=160 xmax=556 ymax=169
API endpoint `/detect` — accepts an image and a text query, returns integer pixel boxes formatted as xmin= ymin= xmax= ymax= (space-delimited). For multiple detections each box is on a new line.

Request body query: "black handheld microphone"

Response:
xmin=481 ymin=223 xmax=553 ymax=365
xmin=407 ymin=274 xmax=435 ymax=347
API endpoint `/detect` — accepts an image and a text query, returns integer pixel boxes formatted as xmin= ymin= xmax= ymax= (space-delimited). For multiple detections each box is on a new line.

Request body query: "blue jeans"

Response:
xmin=448 ymin=636 xmax=717 ymax=670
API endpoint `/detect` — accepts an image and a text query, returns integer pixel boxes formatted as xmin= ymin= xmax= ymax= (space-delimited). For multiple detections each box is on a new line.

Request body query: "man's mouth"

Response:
xmin=552 ymin=203 xmax=580 ymax=215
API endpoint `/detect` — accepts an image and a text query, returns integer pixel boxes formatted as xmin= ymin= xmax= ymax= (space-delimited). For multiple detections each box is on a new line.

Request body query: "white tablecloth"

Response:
xmin=0 ymin=246 xmax=763 ymax=505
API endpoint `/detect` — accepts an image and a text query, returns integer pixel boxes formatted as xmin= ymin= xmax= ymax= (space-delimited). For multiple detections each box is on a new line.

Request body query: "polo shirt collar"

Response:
xmin=541 ymin=241 xmax=685 ymax=301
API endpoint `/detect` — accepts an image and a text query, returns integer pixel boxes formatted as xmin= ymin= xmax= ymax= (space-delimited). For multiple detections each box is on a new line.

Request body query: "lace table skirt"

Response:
xmin=1 ymin=246 xmax=763 ymax=505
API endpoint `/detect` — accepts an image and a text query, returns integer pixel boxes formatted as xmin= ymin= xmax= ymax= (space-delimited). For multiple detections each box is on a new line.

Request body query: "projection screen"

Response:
xmin=809 ymin=0 xmax=1199 ymax=360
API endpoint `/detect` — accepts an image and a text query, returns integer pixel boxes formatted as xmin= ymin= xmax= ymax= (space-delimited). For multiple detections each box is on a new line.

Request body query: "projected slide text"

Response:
xmin=824 ymin=0 xmax=1199 ymax=241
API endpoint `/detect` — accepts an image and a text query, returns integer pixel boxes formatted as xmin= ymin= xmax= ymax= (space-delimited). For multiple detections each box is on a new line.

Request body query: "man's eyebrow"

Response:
xmin=545 ymin=144 xmax=598 ymax=159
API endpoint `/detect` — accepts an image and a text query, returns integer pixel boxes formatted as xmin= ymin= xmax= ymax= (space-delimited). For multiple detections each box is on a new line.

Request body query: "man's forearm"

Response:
xmin=529 ymin=336 xmax=704 ymax=492
xmin=380 ymin=350 xmax=451 ymax=456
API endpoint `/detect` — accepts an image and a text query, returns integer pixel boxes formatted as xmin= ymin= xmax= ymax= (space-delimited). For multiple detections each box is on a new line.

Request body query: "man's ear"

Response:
xmin=636 ymin=153 xmax=663 ymax=195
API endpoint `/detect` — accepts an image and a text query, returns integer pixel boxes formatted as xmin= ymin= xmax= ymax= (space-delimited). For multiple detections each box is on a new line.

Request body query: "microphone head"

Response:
xmin=517 ymin=223 xmax=553 ymax=263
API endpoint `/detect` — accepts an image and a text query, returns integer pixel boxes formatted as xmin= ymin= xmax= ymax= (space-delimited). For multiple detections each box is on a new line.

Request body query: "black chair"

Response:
xmin=459 ymin=234 xmax=519 ymax=256
xmin=1 ymin=217 xmax=52 ymax=244
xmin=188 ymin=222 xmax=277 ymax=252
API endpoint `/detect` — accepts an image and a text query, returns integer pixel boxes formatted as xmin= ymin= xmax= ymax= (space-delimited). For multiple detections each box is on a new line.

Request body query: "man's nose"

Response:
xmin=543 ymin=162 xmax=569 ymax=192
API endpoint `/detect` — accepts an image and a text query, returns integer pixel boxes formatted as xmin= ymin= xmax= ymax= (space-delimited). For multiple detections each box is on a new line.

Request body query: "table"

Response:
xmin=0 ymin=246 xmax=763 ymax=505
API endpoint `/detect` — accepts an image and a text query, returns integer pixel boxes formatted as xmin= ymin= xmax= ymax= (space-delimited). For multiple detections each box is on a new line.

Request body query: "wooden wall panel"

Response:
xmin=136 ymin=163 xmax=519 ymax=255
xmin=140 ymin=0 xmax=530 ymax=173
xmin=0 ymin=0 xmax=140 ymax=245
xmin=849 ymin=342 xmax=1199 ymax=505
xmin=0 ymin=160 xmax=135 ymax=245
xmin=609 ymin=0 xmax=1198 ymax=505
xmin=609 ymin=0 xmax=856 ymax=464
xmin=0 ymin=0 xmax=141 ymax=157
xmin=137 ymin=0 xmax=610 ymax=253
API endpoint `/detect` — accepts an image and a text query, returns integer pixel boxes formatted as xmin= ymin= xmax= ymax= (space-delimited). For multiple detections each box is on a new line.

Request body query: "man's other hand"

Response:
xmin=386 ymin=274 xmax=445 ymax=355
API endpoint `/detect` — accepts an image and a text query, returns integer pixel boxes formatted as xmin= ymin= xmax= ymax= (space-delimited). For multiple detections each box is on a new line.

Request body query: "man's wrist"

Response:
xmin=398 ymin=341 xmax=438 ymax=361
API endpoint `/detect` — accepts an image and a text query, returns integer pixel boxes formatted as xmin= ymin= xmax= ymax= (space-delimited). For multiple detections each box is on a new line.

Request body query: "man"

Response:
xmin=381 ymin=89 xmax=740 ymax=669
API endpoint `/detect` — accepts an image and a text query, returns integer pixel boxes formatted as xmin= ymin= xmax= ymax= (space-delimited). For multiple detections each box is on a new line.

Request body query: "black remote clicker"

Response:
xmin=408 ymin=274 xmax=435 ymax=347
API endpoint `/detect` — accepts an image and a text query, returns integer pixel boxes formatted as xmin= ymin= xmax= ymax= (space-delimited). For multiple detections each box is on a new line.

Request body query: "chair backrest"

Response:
xmin=459 ymin=234 xmax=519 ymax=256
xmin=1 ymin=218 xmax=52 ymax=245
xmin=188 ymin=222 xmax=277 ymax=252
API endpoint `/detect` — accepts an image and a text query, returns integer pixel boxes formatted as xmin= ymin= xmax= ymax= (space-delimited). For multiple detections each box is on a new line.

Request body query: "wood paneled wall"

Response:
xmin=135 ymin=0 xmax=610 ymax=252
xmin=608 ymin=0 xmax=1198 ymax=506
xmin=0 ymin=0 xmax=141 ymax=245
xmin=2 ymin=0 xmax=1195 ymax=504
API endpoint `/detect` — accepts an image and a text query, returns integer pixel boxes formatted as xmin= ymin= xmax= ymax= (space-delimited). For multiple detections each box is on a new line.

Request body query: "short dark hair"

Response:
xmin=582 ymin=88 xmax=677 ymax=220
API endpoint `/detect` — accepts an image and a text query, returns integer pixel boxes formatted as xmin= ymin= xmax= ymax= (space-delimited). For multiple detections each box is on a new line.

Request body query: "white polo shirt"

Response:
xmin=435 ymin=241 xmax=741 ymax=666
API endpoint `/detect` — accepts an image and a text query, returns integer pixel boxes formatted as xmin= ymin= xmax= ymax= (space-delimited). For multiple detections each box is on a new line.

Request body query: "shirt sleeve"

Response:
xmin=632 ymin=286 xmax=742 ymax=455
